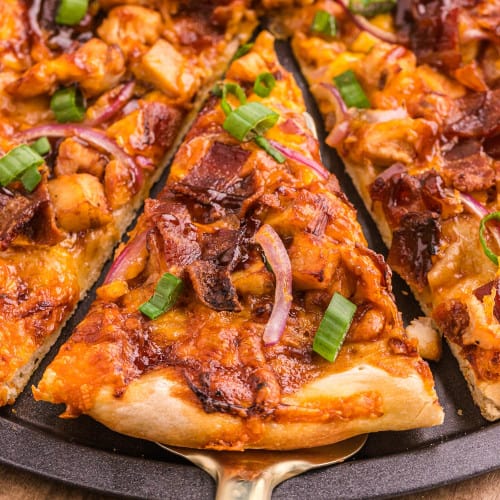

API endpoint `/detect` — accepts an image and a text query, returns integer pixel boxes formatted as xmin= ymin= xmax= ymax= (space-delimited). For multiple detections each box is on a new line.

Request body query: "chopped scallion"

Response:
xmin=232 ymin=43 xmax=254 ymax=61
xmin=349 ymin=0 xmax=396 ymax=18
xmin=139 ymin=272 xmax=183 ymax=320
xmin=220 ymin=82 xmax=247 ymax=116
xmin=479 ymin=212 xmax=500 ymax=266
xmin=0 ymin=145 xmax=44 ymax=188
xmin=223 ymin=102 xmax=279 ymax=141
xmin=56 ymin=0 xmax=89 ymax=25
xmin=254 ymin=136 xmax=285 ymax=163
xmin=253 ymin=72 xmax=276 ymax=98
xmin=333 ymin=69 xmax=370 ymax=109
xmin=30 ymin=137 xmax=51 ymax=156
xmin=50 ymin=86 xmax=86 ymax=123
xmin=311 ymin=10 xmax=337 ymax=37
xmin=313 ymin=293 xmax=357 ymax=362
xmin=20 ymin=167 xmax=42 ymax=192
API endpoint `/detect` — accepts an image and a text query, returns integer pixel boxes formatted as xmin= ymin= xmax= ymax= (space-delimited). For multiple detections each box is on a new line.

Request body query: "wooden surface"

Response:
xmin=1 ymin=462 xmax=499 ymax=499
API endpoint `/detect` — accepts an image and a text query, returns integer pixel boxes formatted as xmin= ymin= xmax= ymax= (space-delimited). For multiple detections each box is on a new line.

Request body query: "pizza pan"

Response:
xmin=1 ymin=40 xmax=499 ymax=500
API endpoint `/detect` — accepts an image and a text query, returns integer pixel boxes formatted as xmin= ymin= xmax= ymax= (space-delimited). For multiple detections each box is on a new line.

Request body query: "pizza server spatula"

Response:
xmin=158 ymin=433 xmax=367 ymax=500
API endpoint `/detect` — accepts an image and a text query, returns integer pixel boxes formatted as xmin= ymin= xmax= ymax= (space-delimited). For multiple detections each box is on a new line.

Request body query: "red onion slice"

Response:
xmin=268 ymin=139 xmax=329 ymax=180
xmin=86 ymin=81 xmax=135 ymax=127
xmin=460 ymin=192 xmax=500 ymax=250
xmin=312 ymin=83 xmax=351 ymax=147
xmin=104 ymin=230 xmax=148 ymax=284
xmin=334 ymin=0 xmax=399 ymax=44
xmin=16 ymin=124 xmax=143 ymax=191
xmin=255 ymin=224 xmax=293 ymax=346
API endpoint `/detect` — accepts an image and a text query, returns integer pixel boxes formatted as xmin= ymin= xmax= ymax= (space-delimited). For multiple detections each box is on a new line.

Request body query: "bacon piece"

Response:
xmin=370 ymin=164 xmax=453 ymax=229
xmin=442 ymin=139 xmax=496 ymax=192
xmin=174 ymin=141 xmax=253 ymax=211
xmin=144 ymin=198 xmax=200 ymax=269
xmin=474 ymin=279 xmax=500 ymax=323
xmin=484 ymin=135 xmax=500 ymax=160
xmin=0 ymin=181 xmax=63 ymax=250
xmin=187 ymin=260 xmax=242 ymax=312
xmin=445 ymin=89 xmax=500 ymax=139
xmin=200 ymin=228 xmax=243 ymax=266
xmin=401 ymin=2 xmax=461 ymax=71
xmin=388 ymin=212 xmax=440 ymax=291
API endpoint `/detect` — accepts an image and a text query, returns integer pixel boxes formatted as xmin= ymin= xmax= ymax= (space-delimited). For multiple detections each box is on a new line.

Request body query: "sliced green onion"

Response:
xmin=223 ymin=102 xmax=279 ymax=141
xmin=253 ymin=72 xmax=276 ymax=98
xmin=0 ymin=145 xmax=44 ymax=187
xmin=50 ymin=86 xmax=86 ymax=123
xmin=333 ymin=69 xmax=370 ymax=109
xmin=220 ymin=83 xmax=247 ymax=116
xmin=349 ymin=0 xmax=396 ymax=18
xmin=254 ymin=136 xmax=285 ymax=163
xmin=479 ymin=212 xmax=500 ymax=265
xmin=139 ymin=272 xmax=183 ymax=320
xmin=232 ymin=43 xmax=254 ymax=61
xmin=20 ymin=167 xmax=42 ymax=192
xmin=55 ymin=0 xmax=89 ymax=25
xmin=311 ymin=10 xmax=337 ymax=37
xmin=313 ymin=292 xmax=357 ymax=362
xmin=30 ymin=137 xmax=51 ymax=156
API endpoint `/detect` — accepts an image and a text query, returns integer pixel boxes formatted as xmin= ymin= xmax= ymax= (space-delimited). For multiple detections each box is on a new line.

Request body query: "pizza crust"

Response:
xmin=85 ymin=363 xmax=443 ymax=450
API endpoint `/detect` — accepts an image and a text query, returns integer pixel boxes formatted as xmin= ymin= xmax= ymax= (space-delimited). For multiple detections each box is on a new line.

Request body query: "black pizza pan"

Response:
xmin=0 ymin=39 xmax=499 ymax=500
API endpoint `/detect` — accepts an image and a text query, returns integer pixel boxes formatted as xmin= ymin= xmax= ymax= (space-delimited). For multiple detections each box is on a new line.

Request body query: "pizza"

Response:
xmin=282 ymin=0 xmax=500 ymax=420
xmin=34 ymin=30 xmax=443 ymax=451
xmin=0 ymin=0 xmax=258 ymax=406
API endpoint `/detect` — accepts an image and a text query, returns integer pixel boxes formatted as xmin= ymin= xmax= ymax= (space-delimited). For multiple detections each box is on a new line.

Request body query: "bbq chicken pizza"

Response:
xmin=279 ymin=0 xmax=500 ymax=420
xmin=0 ymin=0 xmax=257 ymax=406
xmin=34 ymin=31 xmax=443 ymax=450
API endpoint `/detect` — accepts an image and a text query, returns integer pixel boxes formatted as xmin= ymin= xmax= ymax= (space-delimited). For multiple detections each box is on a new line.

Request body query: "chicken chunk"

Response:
xmin=0 ymin=0 xmax=30 ymax=72
xmin=55 ymin=138 xmax=108 ymax=178
xmin=7 ymin=39 xmax=126 ymax=98
xmin=97 ymin=6 xmax=163 ymax=58
xmin=48 ymin=174 xmax=112 ymax=233
xmin=132 ymin=39 xmax=196 ymax=99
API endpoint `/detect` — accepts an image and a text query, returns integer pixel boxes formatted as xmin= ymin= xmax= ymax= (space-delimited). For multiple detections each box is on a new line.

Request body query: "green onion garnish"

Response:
xmin=313 ymin=292 xmax=357 ymax=362
xmin=55 ymin=0 xmax=89 ymax=25
xmin=20 ymin=167 xmax=42 ymax=192
xmin=311 ymin=10 xmax=337 ymax=37
xmin=0 ymin=145 xmax=44 ymax=188
xmin=254 ymin=136 xmax=285 ymax=163
xmin=232 ymin=43 xmax=254 ymax=61
xmin=479 ymin=212 xmax=500 ymax=266
xmin=30 ymin=137 xmax=51 ymax=156
xmin=349 ymin=0 xmax=396 ymax=18
xmin=223 ymin=102 xmax=279 ymax=141
xmin=50 ymin=86 xmax=86 ymax=123
xmin=333 ymin=69 xmax=370 ymax=109
xmin=253 ymin=72 xmax=276 ymax=98
xmin=220 ymin=83 xmax=247 ymax=116
xmin=139 ymin=272 xmax=183 ymax=320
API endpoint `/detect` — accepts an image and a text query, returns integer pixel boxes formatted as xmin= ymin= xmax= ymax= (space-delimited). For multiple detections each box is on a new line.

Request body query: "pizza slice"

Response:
xmin=0 ymin=0 xmax=257 ymax=406
xmin=284 ymin=0 xmax=500 ymax=420
xmin=35 ymin=31 xmax=443 ymax=450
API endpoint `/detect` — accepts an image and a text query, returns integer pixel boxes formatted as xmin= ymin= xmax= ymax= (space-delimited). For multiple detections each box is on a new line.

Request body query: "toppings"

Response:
xmin=223 ymin=102 xmax=279 ymax=141
xmin=349 ymin=0 xmax=396 ymax=17
xmin=16 ymin=124 xmax=143 ymax=192
xmin=310 ymin=10 xmax=337 ymax=37
xmin=232 ymin=43 xmax=254 ymax=61
xmin=55 ymin=0 xmax=89 ymax=26
xmin=388 ymin=212 xmax=440 ymax=291
xmin=313 ymin=293 xmax=357 ymax=362
xmin=86 ymin=82 xmax=135 ymax=127
xmin=479 ymin=212 xmax=500 ymax=266
xmin=139 ymin=272 xmax=183 ymax=320
xmin=445 ymin=90 xmax=500 ymax=139
xmin=255 ymin=224 xmax=293 ymax=346
xmin=333 ymin=70 xmax=370 ymax=109
xmin=0 ymin=145 xmax=44 ymax=192
xmin=50 ymin=86 xmax=86 ymax=123
xmin=253 ymin=72 xmax=276 ymax=98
